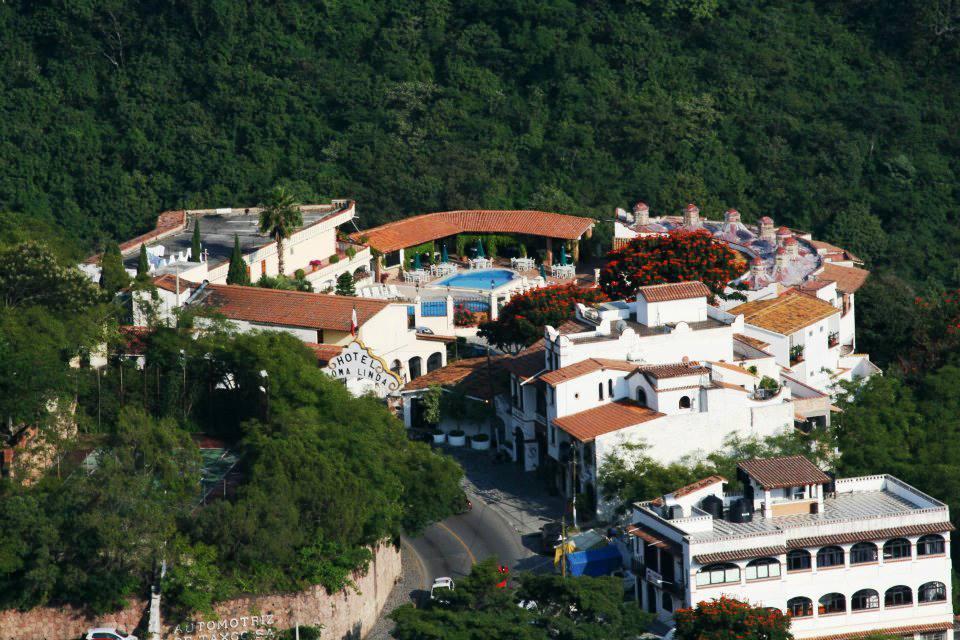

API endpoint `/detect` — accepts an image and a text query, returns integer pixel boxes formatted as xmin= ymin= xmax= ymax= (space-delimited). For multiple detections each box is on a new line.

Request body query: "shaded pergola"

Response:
xmin=352 ymin=209 xmax=595 ymax=279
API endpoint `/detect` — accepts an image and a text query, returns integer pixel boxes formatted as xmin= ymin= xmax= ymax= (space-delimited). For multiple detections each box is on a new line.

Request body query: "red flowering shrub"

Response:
xmin=477 ymin=283 xmax=608 ymax=353
xmin=600 ymin=229 xmax=743 ymax=300
xmin=675 ymin=596 xmax=792 ymax=640
xmin=454 ymin=304 xmax=484 ymax=327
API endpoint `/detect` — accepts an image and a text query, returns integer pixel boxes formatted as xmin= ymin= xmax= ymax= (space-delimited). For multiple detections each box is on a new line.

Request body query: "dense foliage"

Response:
xmin=390 ymin=558 xmax=651 ymax=640
xmin=477 ymin=283 xmax=608 ymax=353
xmin=675 ymin=596 xmax=792 ymax=640
xmin=599 ymin=229 xmax=743 ymax=300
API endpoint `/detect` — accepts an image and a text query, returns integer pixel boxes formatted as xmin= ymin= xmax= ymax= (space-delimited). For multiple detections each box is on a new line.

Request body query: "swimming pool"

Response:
xmin=436 ymin=268 xmax=517 ymax=290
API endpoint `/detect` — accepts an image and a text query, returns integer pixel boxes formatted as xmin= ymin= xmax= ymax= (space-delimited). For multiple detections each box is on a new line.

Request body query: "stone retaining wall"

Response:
xmin=0 ymin=543 xmax=401 ymax=640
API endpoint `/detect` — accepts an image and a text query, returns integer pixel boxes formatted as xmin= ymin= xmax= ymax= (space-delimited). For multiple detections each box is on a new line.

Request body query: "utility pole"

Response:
xmin=560 ymin=514 xmax=567 ymax=578
xmin=571 ymin=441 xmax=578 ymax=530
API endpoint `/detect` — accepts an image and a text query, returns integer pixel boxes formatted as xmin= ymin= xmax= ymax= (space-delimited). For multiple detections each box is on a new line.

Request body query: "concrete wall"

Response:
xmin=0 ymin=543 xmax=401 ymax=640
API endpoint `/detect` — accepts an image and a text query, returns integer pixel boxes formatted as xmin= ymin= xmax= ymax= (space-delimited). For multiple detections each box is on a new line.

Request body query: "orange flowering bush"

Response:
xmin=477 ymin=283 xmax=608 ymax=353
xmin=675 ymin=596 xmax=792 ymax=640
xmin=600 ymin=229 xmax=743 ymax=300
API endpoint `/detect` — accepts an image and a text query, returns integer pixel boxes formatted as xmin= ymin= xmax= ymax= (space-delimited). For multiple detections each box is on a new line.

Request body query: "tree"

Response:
xmin=390 ymin=558 xmax=652 ymax=639
xmin=335 ymin=271 xmax=355 ymax=296
xmin=478 ymin=283 xmax=608 ymax=353
xmin=190 ymin=218 xmax=202 ymax=262
xmin=675 ymin=596 xmax=792 ymax=640
xmin=0 ymin=241 xmax=99 ymax=312
xmin=258 ymin=186 xmax=302 ymax=276
xmin=136 ymin=243 xmax=150 ymax=280
xmin=600 ymin=229 xmax=742 ymax=300
xmin=226 ymin=234 xmax=249 ymax=285
xmin=99 ymin=240 xmax=130 ymax=296
xmin=824 ymin=203 xmax=888 ymax=266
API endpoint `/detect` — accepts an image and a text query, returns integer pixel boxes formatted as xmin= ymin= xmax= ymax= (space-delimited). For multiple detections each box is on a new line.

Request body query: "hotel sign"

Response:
xmin=325 ymin=340 xmax=402 ymax=396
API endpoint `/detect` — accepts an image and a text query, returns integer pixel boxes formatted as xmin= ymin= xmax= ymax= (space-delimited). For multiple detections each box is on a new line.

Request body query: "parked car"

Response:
xmin=415 ymin=326 xmax=435 ymax=335
xmin=430 ymin=577 xmax=455 ymax=603
xmin=540 ymin=522 xmax=563 ymax=553
xmin=85 ymin=629 xmax=138 ymax=640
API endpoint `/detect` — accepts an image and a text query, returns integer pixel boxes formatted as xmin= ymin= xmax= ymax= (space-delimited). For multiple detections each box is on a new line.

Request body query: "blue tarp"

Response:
xmin=566 ymin=544 xmax=623 ymax=577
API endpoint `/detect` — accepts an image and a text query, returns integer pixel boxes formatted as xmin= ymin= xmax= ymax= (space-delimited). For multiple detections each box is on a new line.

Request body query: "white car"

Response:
xmin=85 ymin=629 xmax=138 ymax=640
xmin=430 ymin=576 xmax=455 ymax=601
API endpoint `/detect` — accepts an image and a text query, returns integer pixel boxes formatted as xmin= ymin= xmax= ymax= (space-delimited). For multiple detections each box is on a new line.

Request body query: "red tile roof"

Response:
xmin=85 ymin=210 xmax=187 ymax=263
xmin=809 ymin=239 xmax=862 ymax=265
xmin=694 ymin=546 xmax=787 ymax=565
xmin=636 ymin=281 xmax=712 ymax=303
xmin=787 ymin=521 xmax=954 ymax=549
xmin=196 ymin=285 xmax=391 ymax=332
xmin=626 ymin=524 xmax=680 ymax=551
xmin=820 ymin=263 xmax=870 ymax=294
xmin=503 ymin=340 xmax=547 ymax=382
xmin=631 ymin=362 xmax=710 ymax=380
xmin=304 ymin=342 xmax=343 ymax=365
xmin=731 ymin=290 xmax=839 ymax=335
xmin=152 ymin=274 xmax=198 ymax=293
xmin=403 ymin=356 xmax=508 ymax=400
xmin=733 ymin=333 xmax=771 ymax=350
xmin=353 ymin=210 xmax=595 ymax=254
xmin=804 ymin=622 xmax=952 ymax=640
xmin=552 ymin=400 xmax=664 ymax=442
xmin=540 ymin=358 xmax=637 ymax=386
xmin=671 ymin=475 xmax=726 ymax=498
xmin=738 ymin=455 xmax=830 ymax=489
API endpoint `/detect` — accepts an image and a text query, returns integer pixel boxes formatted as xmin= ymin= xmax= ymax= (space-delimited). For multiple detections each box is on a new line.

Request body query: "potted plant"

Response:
xmin=431 ymin=428 xmax=446 ymax=445
xmin=828 ymin=331 xmax=839 ymax=347
xmin=309 ymin=259 xmax=323 ymax=272
xmin=789 ymin=344 xmax=805 ymax=364
xmin=448 ymin=430 xmax=466 ymax=446
xmin=471 ymin=433 xmax=490 ymax=451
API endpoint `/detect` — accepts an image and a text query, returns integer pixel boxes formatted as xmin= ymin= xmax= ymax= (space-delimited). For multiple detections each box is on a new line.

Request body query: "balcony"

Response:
xmin=828 ymin=332 xmax=839 ymax=348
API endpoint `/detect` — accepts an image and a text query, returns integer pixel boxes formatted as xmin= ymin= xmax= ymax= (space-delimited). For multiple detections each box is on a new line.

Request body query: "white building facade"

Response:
xmin=629 ymin=456 xmax=954 ymax=640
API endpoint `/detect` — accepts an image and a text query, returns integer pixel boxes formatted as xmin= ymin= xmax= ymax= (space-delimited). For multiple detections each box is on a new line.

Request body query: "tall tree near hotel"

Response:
xmin=675 ymin=596 xmax=792 ymax=640
xmin=257 ymin=186 xmax=302 ymax=276
xmin=226 ymin=234 xmax=249 ymax=285
xmin=600 ymin=229 xmax=742 ymax=300
xmin=335 ymin=271 xmax=355 ymax=296
xmin=99 ymin=240 xmax=130 ymax=295
xmin=190 ymin=219 xmax=202 ymax=262
xmin=136 ymin=244 xmax=149 ymax=280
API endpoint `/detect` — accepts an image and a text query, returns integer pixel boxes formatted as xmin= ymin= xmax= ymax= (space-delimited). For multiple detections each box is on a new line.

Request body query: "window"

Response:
xmin=885 ymin=585 xmax=912 ymax=607
xmin=816 ymin=546 xmax=844 ymax=568
xmin=608 ymin=379 xmax=614 ymax=398
xmin=818 ymin=593 xmax=845 ymax=615
xmin=850 ymin=542 xmax=878 ymax=564
xmin=919 ymin=581 xmax=947 ymax=603
xmin=427 ymin=352 xmax=443 ymax=373
xmin=598 ymin=383 xmax=604 ymax=400
xmin=662 ymin=592 xmax=673 ymax=612
xmin=636 ymin=388 xmax=648 ymax=406
xmin=786 ymin=549 xmax=811 ymax=572
xmin=679 ymin=395 xmax=692 ymax=409
xmin=852 ymin=589 xmax=879 ymax=611
xmin=787 ymin=597 xmax=813 ymax=617
xmin=917 ymin=534 xmax=945 ymax=556
xmin=696 ymin=563 xmax=740 ymax=586
xmin=883 ymin=538 xmax=911 ymax=560
xmin=920 ymin=634 xmax=946 ymax=640
xmin=792 ymin=487 xmax=806 ymax=500
xmin=745 ymin=558 xmax=781 ymax=580
xmin=408 ymin=356 xmax=422 ymax=380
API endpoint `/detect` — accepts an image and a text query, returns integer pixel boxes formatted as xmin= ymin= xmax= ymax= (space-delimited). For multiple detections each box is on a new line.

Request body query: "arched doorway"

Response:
xmin=409 ymin=356 xmax=422 ymax=380
xmin=427 ymin=352 xmax=443 ymax=372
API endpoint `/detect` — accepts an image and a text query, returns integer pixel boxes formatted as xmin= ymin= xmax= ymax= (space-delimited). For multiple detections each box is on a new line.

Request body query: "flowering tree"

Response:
xmin=477 ymin=283 xmax=608 ymax=353
xmin=600 ymin=229 xmax=743 ymax=300
xmin=675 ymin=596 xmax=792 ymax=640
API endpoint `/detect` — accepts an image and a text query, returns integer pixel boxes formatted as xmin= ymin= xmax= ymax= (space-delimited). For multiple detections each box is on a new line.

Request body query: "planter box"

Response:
xmin=448 ymin=433 xmax=466 ymax=447
xmin=432 ymin=433 xmax=446 ymax=445
xmin=471 ymin=438 xmax=490 ymax=451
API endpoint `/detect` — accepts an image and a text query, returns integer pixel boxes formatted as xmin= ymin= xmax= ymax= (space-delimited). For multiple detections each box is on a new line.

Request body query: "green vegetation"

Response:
xmin=335 ymin=271 xmax=356 ymax=297
xmin=258 ymin=186 xmax=302 ymax=276
xmin=136 ymin=243 xmax=149 ymax=280
xmin=675 ymin=596 xmax=792 ymax=640
xmin=390 ymin=558 xmax=651 ymax=640
xmin=190 ymin=220 xmax=201 ymax=262
xmin=226 ymin=234 xmax=249 ymax=286
xmin=98 ymin=241 xmax=129 ymax=296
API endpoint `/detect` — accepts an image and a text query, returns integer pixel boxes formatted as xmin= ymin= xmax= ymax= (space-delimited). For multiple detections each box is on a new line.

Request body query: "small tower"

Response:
xmin=749 ymin=256 xmax=766 ymax=289
xmin=775 ymin=247 xmax=789 ymax=270
xmin=683 ymin=203 xmax=701 ymax=227
xmin=776 ymin=226 xmax=792 ymax=246
xmin=759 ymin=216 xmax=776 ymax=243
xmin=784 ymin=236 xmax=800 ymax=259
xmin=633 ymin=201 xmax=650 ymax=226
xmin=725 ymin=209 xmax=741 ymax=224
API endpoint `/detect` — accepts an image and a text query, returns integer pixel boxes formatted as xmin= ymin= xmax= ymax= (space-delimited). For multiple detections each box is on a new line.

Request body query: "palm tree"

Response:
xmin=258 ymin=186 xmax=302 ymax=275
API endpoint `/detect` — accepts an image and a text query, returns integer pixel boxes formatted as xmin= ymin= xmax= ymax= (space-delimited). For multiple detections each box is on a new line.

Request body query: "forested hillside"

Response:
xmin=2 ymin=0 xmax=959 ymax=287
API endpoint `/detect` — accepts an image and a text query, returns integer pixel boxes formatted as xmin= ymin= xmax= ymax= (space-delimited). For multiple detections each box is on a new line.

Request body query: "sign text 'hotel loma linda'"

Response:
xmin=325 ymin=340 xmax=401 ymax=396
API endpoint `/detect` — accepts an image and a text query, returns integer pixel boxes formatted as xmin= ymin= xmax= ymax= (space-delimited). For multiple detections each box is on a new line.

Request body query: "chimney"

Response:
xmin=633 ymin=201 xmax=650 ymax=226
xmin=759 ymin=216 xmax=775 ymax=243
xmin=784 ymin=236 xmax=800 ymax=259
xmin=725 ymin=209 xmax=741 ymax=224
xmin=776 ymin=226 xmax=792 ymax=246
xmin=683 ymin=203 xmax=701 ymax=227
xmin=775 ymin=247 xmax=789 ymax=270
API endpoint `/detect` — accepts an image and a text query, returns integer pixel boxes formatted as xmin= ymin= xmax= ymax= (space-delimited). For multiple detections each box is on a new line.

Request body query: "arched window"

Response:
xmin=598 ymin=382 xmax=604 ymax=400
xmin=636 ymin=388 xmax=648 ymax=406
xmin=786 ymin=549 xmax=811 ymax=572
xmin=917 ymin=534 xmax=945 ymax=556
xmin=608 ymin=379 xmax=614 ymax=398
xmin=679 ymin=395 xmax=692 ymax=409
xmin=816 ymin=545 xmax=844 ymax=568
xmin=695 ymin=563 xmax=740 ymax=586
xmin=919 ymin=581 xmax=947 ymax=603
xmin=408 ymin=356 xmax=422 ymax=380
xmin=885 ymin=585 xmax=912 ymax=607
xmin=745 ymin=558 xmax=781 ymax=580
xmin=427 ymin=352 xmax=443 ymax=373
xmin=662 ymin=592 xmax=673 ymax=612
xmin=787 ymin=597 xmax=813 ymax=617
xmin=818 ymin=593 xmax=845 ymax=615
xmin=851 ymin=589 xmax=879 ymax=611
xmin=850 ymin=541 xmax=878 ymax=564
xmin=883 ymin=538 xmax=911 ymax=560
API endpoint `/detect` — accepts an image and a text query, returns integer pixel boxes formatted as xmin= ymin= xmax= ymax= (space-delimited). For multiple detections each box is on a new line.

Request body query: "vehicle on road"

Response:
xmin=85 ymin=629 xmax=138 ymax=640
xmin=430 ymin=577 xmax=455 ymax=603
xmin=539 ymin=522 xmax=563 ymax=553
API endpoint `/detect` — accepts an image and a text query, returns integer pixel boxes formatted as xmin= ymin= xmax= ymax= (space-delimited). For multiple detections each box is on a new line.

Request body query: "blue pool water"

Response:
xmin=436 ymin=268 xmax=517 ymax=290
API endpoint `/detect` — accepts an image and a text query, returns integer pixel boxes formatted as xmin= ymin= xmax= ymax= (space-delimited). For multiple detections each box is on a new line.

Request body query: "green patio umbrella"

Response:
xmin=414 ymin=252 xmax=422 ymax=270
xmin=441 ymin=243 xmax=449 ymax=263
xmin=539 ymin=263 xmax=547 ymax=279
xmin=476 ymin=239 xmax=485 ymax=258
xmin=559 ymin=243 xmax=568 ymax=265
